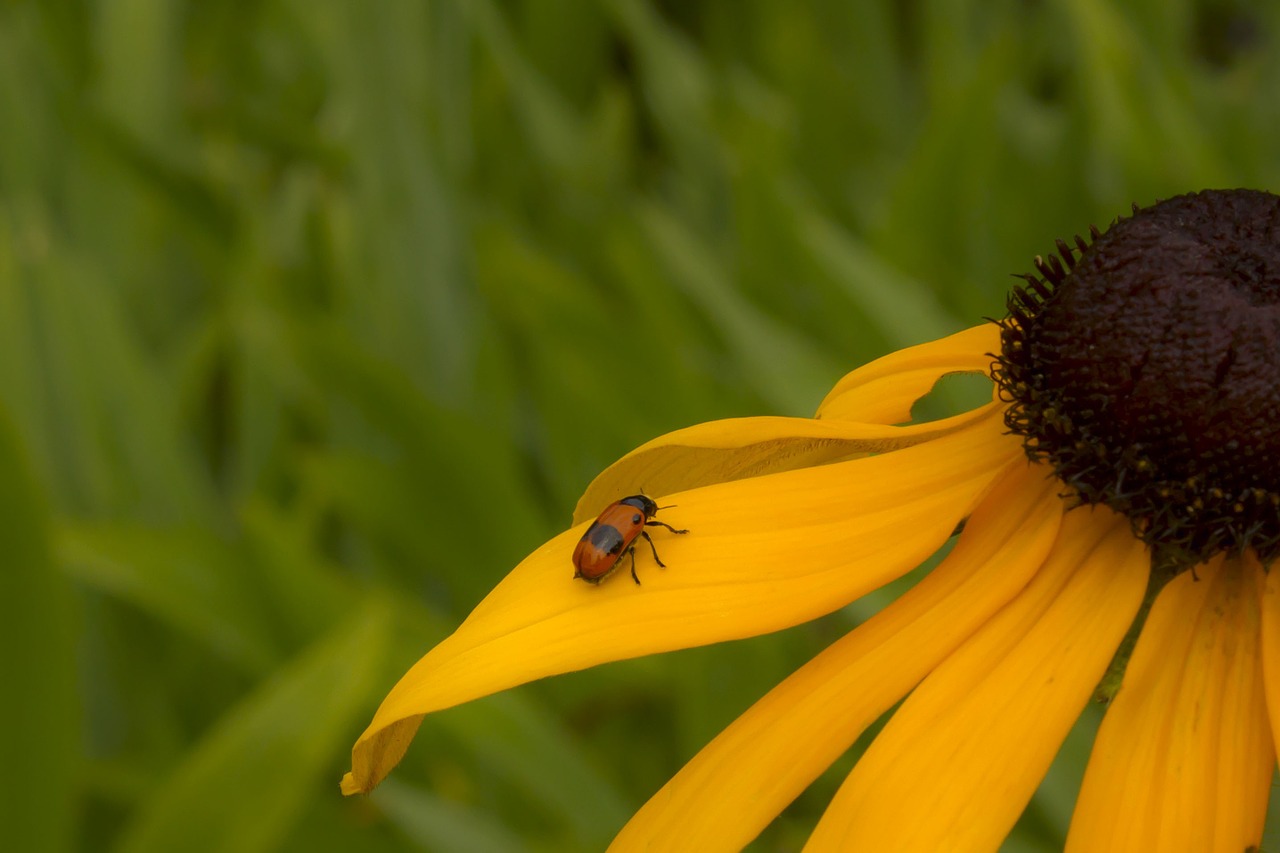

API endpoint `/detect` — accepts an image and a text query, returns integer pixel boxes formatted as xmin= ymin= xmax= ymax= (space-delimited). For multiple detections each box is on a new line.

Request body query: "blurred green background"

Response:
xmin=2 ymin=0 xmax=1277 ymax=850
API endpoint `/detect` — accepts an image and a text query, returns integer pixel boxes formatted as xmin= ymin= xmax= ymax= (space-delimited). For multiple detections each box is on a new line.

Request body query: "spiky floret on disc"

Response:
xmin=993 ymin=189 xmax=1280 ymax=568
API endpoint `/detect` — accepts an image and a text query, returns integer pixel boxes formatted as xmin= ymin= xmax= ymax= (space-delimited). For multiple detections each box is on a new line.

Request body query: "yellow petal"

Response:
xmin=1067 ymin=556 xmax=1272 ymax=853
xmin=808 ymin=505 xmax=1149 ymax=852
xmin=816 ymin=324 xmax=998 ymax=423
xmin=573 ymin=404 xmax=998 ymax=525
xmin=1260 ymin=553 xmax=1280 ymax=768
xmin=608 ymin=457 xmax=1064 ymax=852
xmin=342 ymin=409 xmax=1020 ymax=795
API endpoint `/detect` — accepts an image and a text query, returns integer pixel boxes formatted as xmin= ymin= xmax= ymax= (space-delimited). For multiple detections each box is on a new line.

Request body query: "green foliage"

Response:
xmin=0 ymin=0 xmax=1277 ymax=849
xmin=0 ymin=411 xmax=78 ymax=852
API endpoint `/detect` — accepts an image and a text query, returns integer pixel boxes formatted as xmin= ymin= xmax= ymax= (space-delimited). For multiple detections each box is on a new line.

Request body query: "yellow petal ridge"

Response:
xmin=1067 ymin=556 xmax=1272 ymax=853
xmin=816 ymin=324 xmax=998 ymax=423
xmin=343 ymin=409 xmax=1019 ymax=795
xmin=607 ymin=458 xmax=1064 ymax=852
xmin=576 ymin=323 xmax=999 ymax=526
xmin=574 ymin=404 xmax=997 ymax=525
xmin=1260 ymin=554 xmax=1280 ymax=771
xmin=807 ymin=505 xmax=1149 ymax=852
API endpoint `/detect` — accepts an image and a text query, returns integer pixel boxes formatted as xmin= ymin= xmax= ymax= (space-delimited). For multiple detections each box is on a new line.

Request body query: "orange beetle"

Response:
xmin=573 ymin=495 xmax=688 ymax=585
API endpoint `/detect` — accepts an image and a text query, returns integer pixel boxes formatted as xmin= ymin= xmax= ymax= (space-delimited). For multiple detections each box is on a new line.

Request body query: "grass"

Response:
xmin=1 ymin=1 xmax=1278 ymax=850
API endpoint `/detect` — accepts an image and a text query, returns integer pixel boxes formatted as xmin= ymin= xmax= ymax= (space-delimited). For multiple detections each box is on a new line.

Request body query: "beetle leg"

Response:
xmin=645 ymin=519 xmax=689 ymax=535
xmin=639 ymin=530 xmax=667 ymax=569
xmin=627 ymin=546 xmax=641 ymax=584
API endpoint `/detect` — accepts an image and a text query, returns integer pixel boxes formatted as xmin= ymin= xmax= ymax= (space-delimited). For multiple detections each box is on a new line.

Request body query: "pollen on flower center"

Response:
xmin=993 ymin=189 xmax=1280 ymax=567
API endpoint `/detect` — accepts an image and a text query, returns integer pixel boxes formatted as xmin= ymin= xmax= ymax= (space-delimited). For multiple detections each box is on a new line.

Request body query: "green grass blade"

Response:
xmin=115 ymin=597 xmax=393 ymax=853
xmin=0 ymin=409 xmax=79 ymax=852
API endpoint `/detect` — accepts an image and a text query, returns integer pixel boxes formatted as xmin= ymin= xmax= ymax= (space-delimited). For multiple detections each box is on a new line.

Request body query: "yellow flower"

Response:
xmin=342 ymin=189 xmax=1280 ymax=851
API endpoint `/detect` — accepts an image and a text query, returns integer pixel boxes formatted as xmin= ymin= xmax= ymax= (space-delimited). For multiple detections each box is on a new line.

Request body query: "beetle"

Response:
xmin=573 ymin=494 xmax=688 ymax=585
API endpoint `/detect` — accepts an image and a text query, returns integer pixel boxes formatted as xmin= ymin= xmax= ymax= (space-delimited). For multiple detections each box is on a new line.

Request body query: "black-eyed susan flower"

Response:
xmin=343 ymin=188 xmax=1280 ymax=851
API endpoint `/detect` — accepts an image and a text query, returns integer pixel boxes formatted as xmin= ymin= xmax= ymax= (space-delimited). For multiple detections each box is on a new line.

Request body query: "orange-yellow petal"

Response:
xmin=342 ymin=409 xmax=1020 ymax=794
xmin=1067 ymin=555 xmax=1272 ymax=852
xmin=608 ymin=458 xmax=1064 ymax=852
xmin=807 ymin=505 xmax=1149 ymax=852
xmin=816 ymin=324 xmax=998 ymax=423
xmin=1260 ymin=553 xmax=1280 ymax=768
xmin=574 ymin=404 xmax=997 ymax=524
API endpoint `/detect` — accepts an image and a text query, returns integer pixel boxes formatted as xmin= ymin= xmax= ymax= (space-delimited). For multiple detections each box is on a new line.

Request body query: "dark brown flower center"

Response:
xmin=993 ymin=189 xmax=1280 ymax=568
